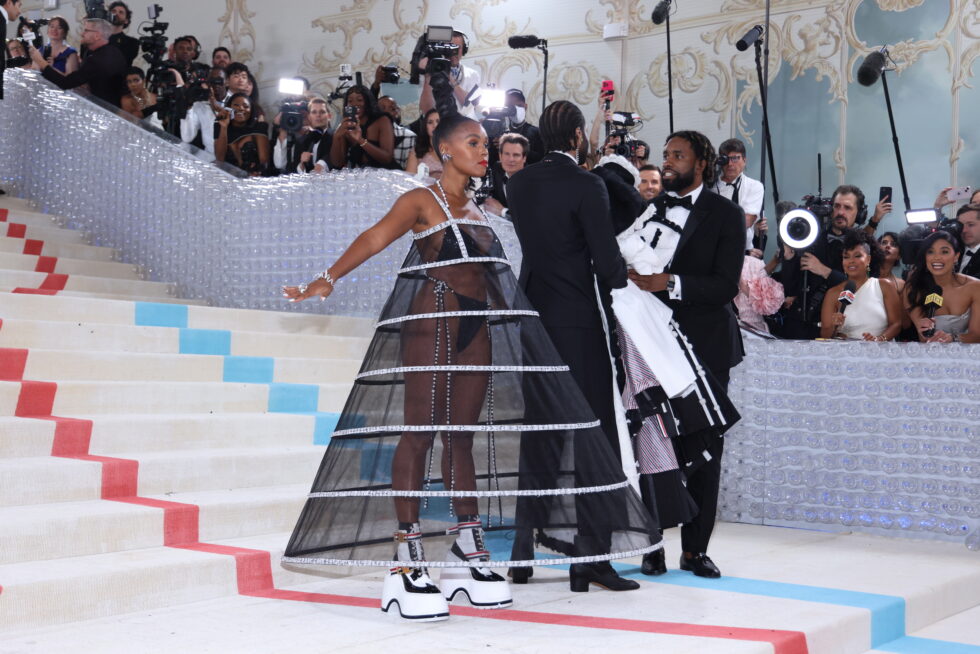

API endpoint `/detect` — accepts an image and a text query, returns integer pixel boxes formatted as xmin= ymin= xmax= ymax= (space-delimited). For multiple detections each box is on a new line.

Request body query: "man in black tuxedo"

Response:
xmin=507 ymin=100 xmax=638 ymax=592
xmin=957 ymin=204 xmax=980 ymax=277
xmin=629 ymin=130 xmax=745 ymax=578
xmin=1 ymin=0 xmax=25 ymax=101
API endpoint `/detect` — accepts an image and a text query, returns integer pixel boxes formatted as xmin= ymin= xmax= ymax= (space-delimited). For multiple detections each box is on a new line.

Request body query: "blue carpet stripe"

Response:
xmin=612 ymin=564 xmax=905 ymax=646
xmin=874 ymin=636 xmax=980 ymax=653
xmin=223 ymin=356 xmax=275 ymax=384
xmin=134 ymin=302 xmax=188 ymax=328
xmin=313 ymin=413 xmax=340 ymax=446
xmin=179 ymin=329 xmax=231 ymax=355
xmin=268 ymin=383 xmax=320 ymax=413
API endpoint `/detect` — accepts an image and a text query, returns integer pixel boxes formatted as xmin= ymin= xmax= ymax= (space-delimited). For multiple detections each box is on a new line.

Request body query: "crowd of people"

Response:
xmin=6 ymin=1 xmax=976 ymax=343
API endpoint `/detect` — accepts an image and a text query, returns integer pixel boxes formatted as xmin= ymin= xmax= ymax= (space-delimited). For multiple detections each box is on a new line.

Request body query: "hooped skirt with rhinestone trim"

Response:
xmin=283 ymin=202 xmax=661 ymax=570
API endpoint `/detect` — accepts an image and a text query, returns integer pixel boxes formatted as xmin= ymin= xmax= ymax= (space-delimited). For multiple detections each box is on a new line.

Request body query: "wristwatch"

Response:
xmin=666 ymin=275 xmax=676 ymax=293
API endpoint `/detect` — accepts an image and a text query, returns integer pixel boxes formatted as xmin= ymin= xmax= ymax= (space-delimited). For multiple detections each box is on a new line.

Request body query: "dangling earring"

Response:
xmin=866 ymin=265 xmax=871 ymax=275
xmin=441 ymin=152 xmax=452 ymax=162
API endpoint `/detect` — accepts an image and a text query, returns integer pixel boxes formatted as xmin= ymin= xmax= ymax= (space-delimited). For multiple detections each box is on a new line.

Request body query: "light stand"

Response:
xmin=754 ymin=36 xmax=779 ymax=206
xmin=859 ymin=48 xmax=911 ymax=213
xmin=879 ymin=69 xmax=911 ymax=212
xmin=539 ymin=40 xmax=549 ymax=115
xmin=665 ymin=4 xmax=674 ymax=132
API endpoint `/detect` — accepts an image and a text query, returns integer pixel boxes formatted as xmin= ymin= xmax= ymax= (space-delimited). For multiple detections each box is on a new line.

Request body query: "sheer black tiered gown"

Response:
xmin=283 ymin=188 xmax=660 ymax=569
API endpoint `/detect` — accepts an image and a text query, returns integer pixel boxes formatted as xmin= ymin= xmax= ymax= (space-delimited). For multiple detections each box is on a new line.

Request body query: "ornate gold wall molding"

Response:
xmin=451 ymin=0 xmax=533 ymax=50
xmin=217 ymin=0 xmax=257 ymax=64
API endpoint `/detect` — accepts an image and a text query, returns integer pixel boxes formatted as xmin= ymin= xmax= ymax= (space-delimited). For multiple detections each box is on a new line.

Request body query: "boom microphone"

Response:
xmin=508 ymin=35 xmax=544 ymax=49
xmin=736 ymin=25 xmax=764 ymax=51
xmin=922 ymin=285 xmax=944 ymax=337
xmin=651 ymin=0 xmax=671 ymax=25
xmin=857 ymin=49 xmax=887 ymax=87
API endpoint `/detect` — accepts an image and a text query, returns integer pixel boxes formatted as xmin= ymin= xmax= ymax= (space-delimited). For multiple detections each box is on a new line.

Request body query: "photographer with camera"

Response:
xmin=167 ymin=35 xmax=209 ymax=86
xmin=417 ymin=28 xmax=480 ymax=120
xmin=30 ymin=18 xmax=126 ymax=107
xmin=273 ymin=97 xmax=334 ymax=174
xmin=41 ymin=17 xmax=79 ymax=75
xmin=494 ymin=89 xmax=542 ymax=164
xmin=107 ymin=2 xmax=138 ymax=66
xmin=378 ymin=95 xmax=415 ymax=170
xmin=178 ymin=67 xmax=226 ymax=153
xmin=214 ymin=92 xmax=270 ymax=176
xmin=329 ymin=84 xmax=395 ymax=170
xmin=709 ymin=139 xmax=765 ymax=256
xmin=779 ymin=184 xmax=892 ymax=338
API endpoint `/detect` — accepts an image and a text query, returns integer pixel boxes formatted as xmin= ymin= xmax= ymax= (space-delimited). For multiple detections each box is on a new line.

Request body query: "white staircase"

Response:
xmin=0 ymin=195 xmax=372 ymax=632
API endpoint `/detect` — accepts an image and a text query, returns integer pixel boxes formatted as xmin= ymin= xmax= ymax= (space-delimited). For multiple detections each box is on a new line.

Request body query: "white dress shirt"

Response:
xmin=180 ymin=101 xmax=219 ymax=154
xmin=712 ymin=173 xmax=764 ymax=249
xmin=665 ymin=184 xmax=703 ymax=301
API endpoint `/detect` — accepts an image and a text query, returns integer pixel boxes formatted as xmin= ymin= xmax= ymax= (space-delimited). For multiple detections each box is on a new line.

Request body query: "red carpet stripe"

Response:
xmin=23 ymin=239 xmax=44 ymax=255
xmin=34 ymin=256 xmax=58 ymax=273
xmin=6 ymin=222 xmax=25 ymax=238
xmin=11 ymin=272 xmax=68 ymax=296
xmin=5 ymin=351 xmax=808 ymax=652
xmin=0 ymin=208 xmax=8 ymax=221
xmin=0 ymin=348 xmax=29 ymax=381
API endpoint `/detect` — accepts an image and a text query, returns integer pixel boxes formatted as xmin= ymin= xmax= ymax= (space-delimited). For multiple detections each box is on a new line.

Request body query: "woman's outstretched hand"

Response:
xmin=282 ymin=278 xmax=333 ymax=302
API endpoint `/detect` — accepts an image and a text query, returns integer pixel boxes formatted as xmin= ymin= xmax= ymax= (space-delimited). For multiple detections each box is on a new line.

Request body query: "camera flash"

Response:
xmin=905 ymin=209 xmax=939 ymax=224
xmin=279 ymin=78 xmax=305 ymax=96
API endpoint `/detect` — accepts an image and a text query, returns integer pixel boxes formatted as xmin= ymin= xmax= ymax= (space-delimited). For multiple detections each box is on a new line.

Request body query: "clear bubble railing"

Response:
xmin=2 ymin=70 xmax=975 ymax=549
xmin=723 ymin=338 xmax=980 ymax=549
xmin=0 ymin=70 xmax=521 ymax=316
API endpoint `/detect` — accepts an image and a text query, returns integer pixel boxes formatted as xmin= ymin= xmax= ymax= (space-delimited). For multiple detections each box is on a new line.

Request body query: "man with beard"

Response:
xmin=780 ymin=184 xmax=888 ymax=338
xmin=180 ymin=67 xmax=227 ymax=154
xmin=628 ymin=130 xmax=744 ymax=578
xmin=107 ymin=2 xmax=139 ymax=66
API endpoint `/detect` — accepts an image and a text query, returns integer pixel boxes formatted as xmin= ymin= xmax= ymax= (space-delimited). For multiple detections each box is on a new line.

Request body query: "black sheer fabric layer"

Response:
xmin=284 ymin=207 xmax=660 ymax=567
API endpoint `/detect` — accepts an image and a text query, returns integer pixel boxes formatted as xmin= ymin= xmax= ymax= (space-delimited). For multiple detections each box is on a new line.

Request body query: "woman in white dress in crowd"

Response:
xmin=820 ymin=228 xmax=902 ymax=341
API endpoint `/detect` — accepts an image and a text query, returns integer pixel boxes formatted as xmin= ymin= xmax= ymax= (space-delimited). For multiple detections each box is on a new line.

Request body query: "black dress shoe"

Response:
xmin=507 ymin=566 xmax=533 ymax=584
xmin=679 ymin=553 xmax=721 ymax=578
xmin=569 ymin=561 xmax=640 ymax=592
xmin=641 ymin=549 xmax=667 ymax=576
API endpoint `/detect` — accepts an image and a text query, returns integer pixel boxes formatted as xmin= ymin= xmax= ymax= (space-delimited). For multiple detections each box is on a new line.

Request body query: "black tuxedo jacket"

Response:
xmin=656 ymin=188 xmax=745 ymax=377
xmin=508 ymin=152 xmax=627 ymax=330
xmin=961 ymin=249 xmax=980 ymax=278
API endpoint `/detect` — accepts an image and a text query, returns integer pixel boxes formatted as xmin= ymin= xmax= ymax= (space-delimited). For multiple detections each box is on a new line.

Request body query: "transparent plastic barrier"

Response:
xmin=0 ymin=69 xmax=521 ymax=316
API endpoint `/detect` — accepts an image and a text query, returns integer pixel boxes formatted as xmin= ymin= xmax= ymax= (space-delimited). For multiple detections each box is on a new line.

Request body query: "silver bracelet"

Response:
xmin=314 ymin=270 xmax=335 ymax=286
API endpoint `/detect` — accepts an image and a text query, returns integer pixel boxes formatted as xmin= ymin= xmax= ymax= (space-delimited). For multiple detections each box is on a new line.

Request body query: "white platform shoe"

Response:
xmin=439 ymin=516 xmax=513 ymax=608
xmin=380 ymin=524 xmax=450 ymax=621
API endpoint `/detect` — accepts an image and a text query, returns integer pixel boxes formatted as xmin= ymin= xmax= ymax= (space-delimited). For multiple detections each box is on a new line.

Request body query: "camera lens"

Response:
xmin=787 ymin=217 xmax=811 ymax=241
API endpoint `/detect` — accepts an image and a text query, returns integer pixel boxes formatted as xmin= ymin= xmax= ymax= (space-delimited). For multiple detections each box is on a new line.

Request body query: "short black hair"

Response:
xmin=49 ymin=15 xmax=70 ymax=34
xmin=126 ymin=66 xmax=144 ymax=79
xmin=225 ymin=62 xmax=250 ymax=78
xmin=639 ymin=164 xmax=661 ymax=174
xmin=539 ymin=100 xmax=585 ymax=153
xmin=718 ymin=138 xmax=747 ymax=156
xmin=832 ymin=184 xmax=866 ymax=216
xmin=212 ymin=46 xmax=231 ymax=59
xmin=665 ymin=130 xmax=717 ymax=186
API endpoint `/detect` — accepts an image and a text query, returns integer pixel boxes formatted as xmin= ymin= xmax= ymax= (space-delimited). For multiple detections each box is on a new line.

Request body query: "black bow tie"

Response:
xmin=661 ymin=195 xmax=694 ymax=210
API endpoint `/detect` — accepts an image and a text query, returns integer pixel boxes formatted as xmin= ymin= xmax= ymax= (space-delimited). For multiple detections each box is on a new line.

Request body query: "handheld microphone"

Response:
xmin=857 ymin=49 xmax=888 ymax=87
xmin=736 ymin=25 xmax=764 ymax=51
xmin=922 ymin=285 xmax=944 ymax=337
xmin=832 ymin=280 xmax=857 ymax=338
xmin=651 ymin=0 xmax=672 ymax=25
xmin=508 ymin=35 xmax=544 ymax=49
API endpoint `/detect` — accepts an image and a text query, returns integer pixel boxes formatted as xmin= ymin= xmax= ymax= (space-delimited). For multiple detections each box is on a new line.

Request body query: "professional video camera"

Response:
xmin=409 ymin=25 xmax=459 ymax=86
xmin=608 ymin=111 xmax=643 ymax=159
xmin=84 ymin=0 xmax=110 ymax=20
xmin=479 ymin=88 xmax=517 ymax=141
xmin=278 ymin=78 xmax=309 ymax=136
xmin=379 ymin=65 xmax=400 ymax=84
xmin=897 ymin=210 xmax=964 ymax=265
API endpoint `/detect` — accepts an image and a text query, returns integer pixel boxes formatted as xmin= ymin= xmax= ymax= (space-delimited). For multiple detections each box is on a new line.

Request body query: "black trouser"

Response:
xmin=680 ymin=368 xmax=729 ymax=554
